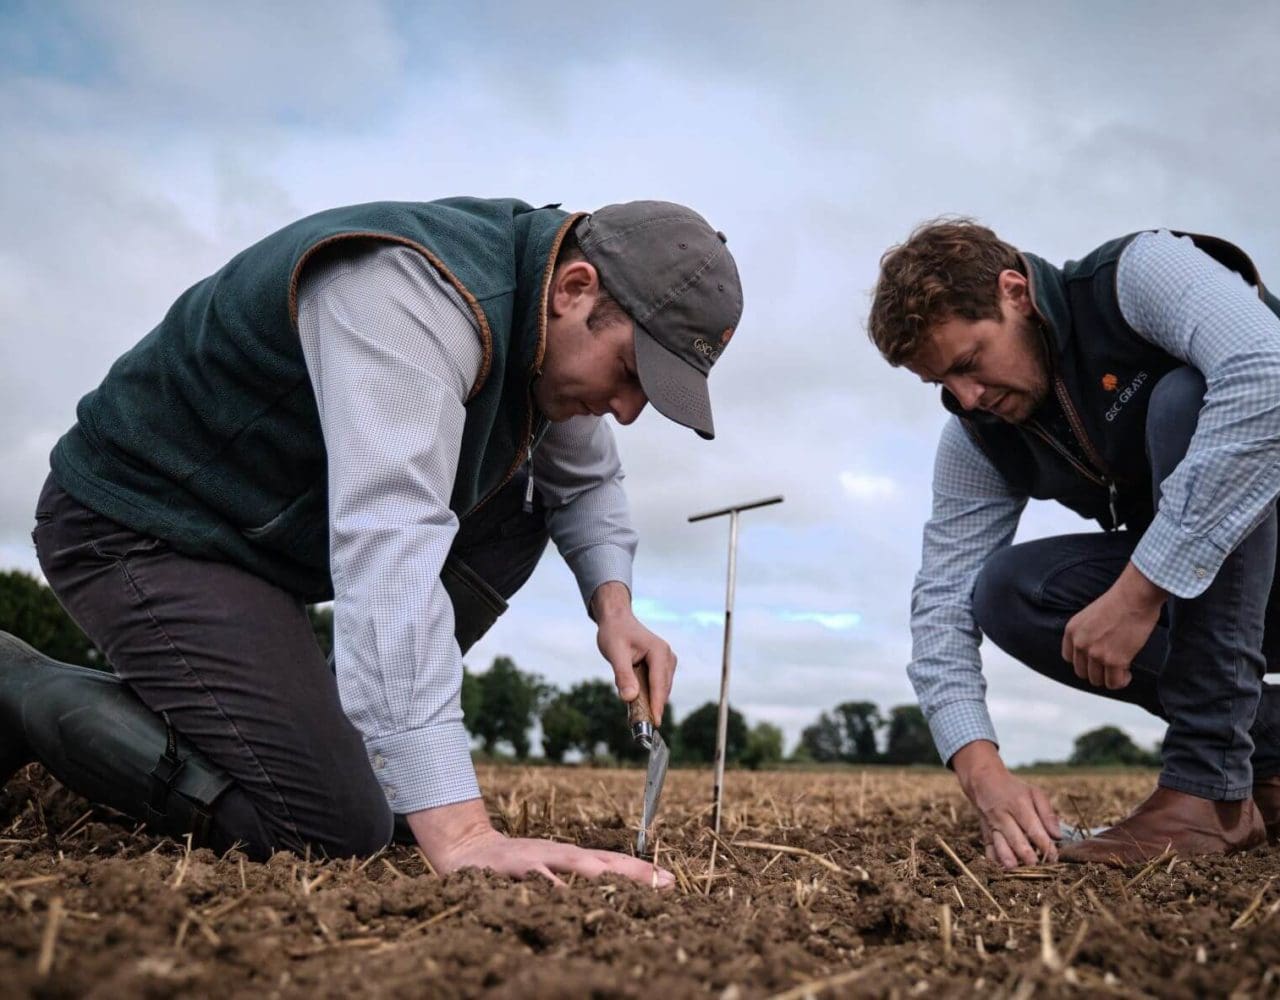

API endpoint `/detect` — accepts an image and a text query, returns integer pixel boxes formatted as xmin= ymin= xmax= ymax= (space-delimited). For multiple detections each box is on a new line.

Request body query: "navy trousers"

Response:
xmin=972 ymin=368 xmax=1280 ymax=800
xmin=33 ymin=472 xmax=550 ymax=857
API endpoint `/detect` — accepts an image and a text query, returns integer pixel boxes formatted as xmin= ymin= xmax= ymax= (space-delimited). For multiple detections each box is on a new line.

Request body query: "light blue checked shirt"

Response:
xmin=911 ymin=231 xmax=1280 ymax=765
xmin=297 ymin=243 xmax=637 ymax=814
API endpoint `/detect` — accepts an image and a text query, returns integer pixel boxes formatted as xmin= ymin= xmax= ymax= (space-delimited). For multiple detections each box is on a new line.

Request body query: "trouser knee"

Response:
xmin=316 ymin=794 xmax=394 ymax=859
xmin=1146 ymin=367 xmax=1206 ymax=476
xmin=971 ymin=545 xmax=1038 ymax=658
xmin=265 ymin=778 xmax=394 ymax=860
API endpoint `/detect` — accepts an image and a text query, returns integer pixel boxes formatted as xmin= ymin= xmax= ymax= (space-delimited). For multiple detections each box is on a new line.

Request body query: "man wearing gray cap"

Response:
xmin=3 ymin=197 xmax=742 ymax=886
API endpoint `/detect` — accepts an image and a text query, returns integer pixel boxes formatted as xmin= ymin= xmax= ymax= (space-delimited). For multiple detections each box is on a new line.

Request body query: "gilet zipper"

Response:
xmin=522 ymin=440 xmax=536 ymax=513
xmin=1028 ymin=376 xmax=1120 ymax=529
xmin=467 ymin=393 xmax=539 ymax=518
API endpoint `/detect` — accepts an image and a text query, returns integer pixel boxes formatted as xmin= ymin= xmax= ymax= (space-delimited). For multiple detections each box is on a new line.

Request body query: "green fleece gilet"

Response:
xmin=51 ymin=198 xmax=578 ymax=601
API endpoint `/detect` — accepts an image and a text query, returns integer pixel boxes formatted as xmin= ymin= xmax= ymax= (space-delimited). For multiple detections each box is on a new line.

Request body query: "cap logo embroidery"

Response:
xmin=693 ymin=338 xmax=720 ymax=362
xmin=720 ymin=327 xmax=735 ymax=346
xmin=1101 ymin=373 xmax=1118 ymax=391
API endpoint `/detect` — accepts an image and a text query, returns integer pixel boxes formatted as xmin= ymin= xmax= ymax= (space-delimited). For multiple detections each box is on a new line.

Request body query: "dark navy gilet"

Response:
xmin=946 ymin=232 xmax=1280 ymax=531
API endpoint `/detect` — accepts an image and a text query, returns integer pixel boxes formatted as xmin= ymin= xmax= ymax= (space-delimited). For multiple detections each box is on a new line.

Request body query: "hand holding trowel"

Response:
xmin=627 ymin=661 xmax=669 ymax=857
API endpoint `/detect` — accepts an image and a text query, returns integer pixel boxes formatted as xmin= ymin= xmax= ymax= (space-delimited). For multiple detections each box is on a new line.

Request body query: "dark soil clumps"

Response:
xmin=2 ymin=764 xmax=1277 ymax=997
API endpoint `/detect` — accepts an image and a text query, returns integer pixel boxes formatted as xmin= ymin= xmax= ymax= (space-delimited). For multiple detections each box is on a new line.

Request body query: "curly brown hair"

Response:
xmin=867 ymin=218 xmax=1024 ymax=366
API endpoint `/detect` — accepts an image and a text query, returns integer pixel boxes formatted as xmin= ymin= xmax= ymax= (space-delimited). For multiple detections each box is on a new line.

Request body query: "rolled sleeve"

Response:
xmin=534 ymin=415 xmax=638 ymax=608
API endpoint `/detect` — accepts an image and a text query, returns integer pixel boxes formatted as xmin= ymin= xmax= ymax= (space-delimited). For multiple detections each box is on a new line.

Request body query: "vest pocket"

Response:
xmin=241 ymin=487 xmax=327 ymax=561
xmin=441 ymin=556 xmax=508 ymax=656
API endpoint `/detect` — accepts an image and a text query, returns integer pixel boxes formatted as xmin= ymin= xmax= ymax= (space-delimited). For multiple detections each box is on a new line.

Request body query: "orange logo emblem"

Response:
xmin=720 ymin=327 xmax=735 ymax=346
xmin=1101 ymin=373 xmax=1119 ymax=392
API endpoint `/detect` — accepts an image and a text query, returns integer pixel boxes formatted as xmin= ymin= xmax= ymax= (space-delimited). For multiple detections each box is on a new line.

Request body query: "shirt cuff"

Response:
xmin=363 ymin=720 xmax=481 ymax=814
xmin=569 ymin=542 xmax=635 ymax=608
xmin=1131 ymin=509 xmax=1227 ymax=599
xmin=928 ymin=700 xmax=999 ymax=767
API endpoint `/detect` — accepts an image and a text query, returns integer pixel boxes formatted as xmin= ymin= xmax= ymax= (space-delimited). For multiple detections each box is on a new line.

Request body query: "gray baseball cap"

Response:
xmin=575 ymin=201 xmax=743 ymax=440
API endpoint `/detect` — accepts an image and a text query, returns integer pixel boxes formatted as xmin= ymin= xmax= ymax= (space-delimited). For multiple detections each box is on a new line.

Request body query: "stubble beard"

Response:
xmin=1005 ymin=316 xmax=1053 ymax=424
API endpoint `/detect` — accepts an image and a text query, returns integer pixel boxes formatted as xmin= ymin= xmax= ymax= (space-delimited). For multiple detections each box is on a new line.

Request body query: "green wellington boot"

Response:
xmin=0 ymin=630 xmax=232 ymax=845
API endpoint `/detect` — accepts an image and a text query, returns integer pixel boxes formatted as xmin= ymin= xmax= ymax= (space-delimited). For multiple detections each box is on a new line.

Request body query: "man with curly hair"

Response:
xmin=869 ymin=220 xmax=1280 ymax=866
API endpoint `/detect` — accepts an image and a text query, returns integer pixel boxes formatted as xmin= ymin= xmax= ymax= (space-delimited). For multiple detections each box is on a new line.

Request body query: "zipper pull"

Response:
xmin=1107 ymin=481 xmax=1119 ymax=531
xmin=522 ymin=444 xmax=535 ymax=513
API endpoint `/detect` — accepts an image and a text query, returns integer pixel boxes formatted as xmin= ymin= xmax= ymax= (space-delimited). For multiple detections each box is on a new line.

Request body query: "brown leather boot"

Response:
xmin=1059 ymin=785 xmax=1265 ymax=866
xmin=1253 ymin=775 xmax=1280 ymax=843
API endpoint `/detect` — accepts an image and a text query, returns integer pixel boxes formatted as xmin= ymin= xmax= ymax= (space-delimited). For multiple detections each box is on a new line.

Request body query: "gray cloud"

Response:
xmin=3 ymin=1 xmax=1277 ymax=763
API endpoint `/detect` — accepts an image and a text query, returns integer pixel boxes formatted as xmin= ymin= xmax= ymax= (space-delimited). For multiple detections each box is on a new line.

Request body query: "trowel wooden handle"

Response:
xmin=627 ymin=661 xmax=655 ymax=728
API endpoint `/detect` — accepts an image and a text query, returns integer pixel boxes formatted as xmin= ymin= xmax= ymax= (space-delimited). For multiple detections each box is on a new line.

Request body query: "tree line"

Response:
xmin=459 ymin=653 xmax=789 ymax=769
xmin=0 ymin=570 xmax=1162 ymax=769
xmin=794 ymin=700 xmax=939 ymax=765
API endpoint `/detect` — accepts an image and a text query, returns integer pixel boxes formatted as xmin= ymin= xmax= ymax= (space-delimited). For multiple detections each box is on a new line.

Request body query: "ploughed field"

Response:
xmin=2 ymin=764 xmax=1279 ymax=998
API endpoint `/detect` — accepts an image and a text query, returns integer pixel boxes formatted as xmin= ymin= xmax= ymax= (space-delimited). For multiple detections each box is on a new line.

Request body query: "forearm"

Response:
xmin=909 ymin=418 xmax=1027 ymax=763
xmin=537 ymin=416 xmax=638 ymax=606
xmin=328 ymin=457 xmax=483 ymax=812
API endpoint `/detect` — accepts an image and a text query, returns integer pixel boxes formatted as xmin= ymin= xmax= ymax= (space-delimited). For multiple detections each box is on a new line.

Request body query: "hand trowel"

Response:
xmin=628 ymin=662 xmax=669 ymax=857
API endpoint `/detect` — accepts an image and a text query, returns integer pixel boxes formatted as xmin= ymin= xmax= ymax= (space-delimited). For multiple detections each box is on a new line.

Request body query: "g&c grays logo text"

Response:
xmin=1104 ymin=370 xmax=1149 ymax=423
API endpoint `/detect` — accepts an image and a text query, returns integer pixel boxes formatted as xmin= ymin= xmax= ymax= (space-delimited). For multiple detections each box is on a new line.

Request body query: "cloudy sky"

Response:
xmin=4 ymin=1 xmax=1279 ymax=766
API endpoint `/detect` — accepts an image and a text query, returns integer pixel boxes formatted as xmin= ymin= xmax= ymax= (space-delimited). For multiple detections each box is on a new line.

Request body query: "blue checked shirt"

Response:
xmin=297 ymin=243 xmax=637 ymax=814
xmin=910 ymin=231 xmax=1280 ymax=764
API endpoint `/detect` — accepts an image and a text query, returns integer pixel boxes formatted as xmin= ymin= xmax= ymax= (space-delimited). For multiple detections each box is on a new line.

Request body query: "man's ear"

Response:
xmin=550 ymin=260 xmax=599 ymax=317
xmin=998 ymin=269 xmax=1032 ymax=316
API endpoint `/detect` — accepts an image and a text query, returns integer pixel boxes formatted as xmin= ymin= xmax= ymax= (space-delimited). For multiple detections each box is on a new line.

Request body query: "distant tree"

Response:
xmin=566 ymin=679 xmax=621 ymax=761
xmin=797 ymin=702 xmax=885 ymax=763
xmin=883 ymin=704 xmax=939 ymax=765
xmin=0 ymin=569 xmax=99 ymax=667
xmin=656 ymin=704 xmax=679 ymax=761
xmin=742 ymin=721 xmax=784 ymax=770
xmin=558 ymin=676 xmax=676 ymax=763
xmin=307 ymin=605 xmax=334 ymax=660
xmin=604 ymin=704 xmax=648 ymax=762
xmin=1069 ymin=725 xmax=1156 ymax=766
xmin=799 ymin=712 xmax=844 ymax=762
xmin=835 ymin=701 xmax=883 ymax=762
xmin=473 ymin=656 xmax=549 ymax=759
xmin=607 ymin=694 xmax=679 ymax=763
xmin=460 ymin=666 xmax=483 ymax=733
xmin=540 ymin=694 xmax=588 ymax=763
xmin=678 ymin=701 xmax=747 ymax=764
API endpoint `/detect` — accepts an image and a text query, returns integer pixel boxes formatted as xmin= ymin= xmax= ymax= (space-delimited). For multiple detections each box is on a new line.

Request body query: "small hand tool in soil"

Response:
xmin=1056 ymin=825 xmax=1108 ymax=844
xmin=628 ymin=662 xmax=669 ymax=858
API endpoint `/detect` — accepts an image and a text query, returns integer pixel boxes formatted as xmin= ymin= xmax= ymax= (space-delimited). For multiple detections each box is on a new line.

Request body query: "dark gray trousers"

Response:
xmin=972 ymin=367 xmax=1280 ymax=799
xmin=33 ymin=472 xmax=549 ymax=857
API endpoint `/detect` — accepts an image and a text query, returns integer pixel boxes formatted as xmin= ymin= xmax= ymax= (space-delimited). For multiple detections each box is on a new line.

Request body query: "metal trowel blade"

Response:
xmin=636 ymin=732 xmax=670 ymax=856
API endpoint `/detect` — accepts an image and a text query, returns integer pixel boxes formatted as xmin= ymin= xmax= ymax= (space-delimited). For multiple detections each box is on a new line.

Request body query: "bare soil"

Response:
xmin=2 ymin=763 xmax=1278 ymax=998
